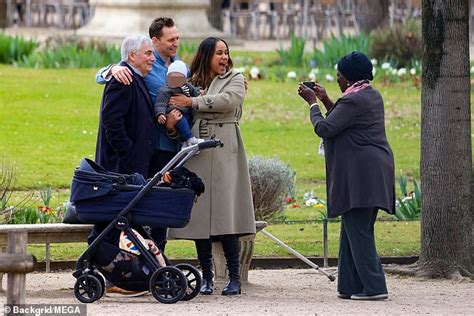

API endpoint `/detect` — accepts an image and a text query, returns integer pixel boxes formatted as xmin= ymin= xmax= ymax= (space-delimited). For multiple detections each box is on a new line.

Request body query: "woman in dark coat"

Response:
xmin=298 ymin=51 xmax=395 ymax=301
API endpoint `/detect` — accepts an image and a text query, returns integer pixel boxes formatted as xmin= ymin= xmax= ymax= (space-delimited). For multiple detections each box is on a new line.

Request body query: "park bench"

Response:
xmin=0 ymin=223 xmax=93 ymax=274
xmin=0 ymin=230 xmax=36 ymax=303
xmin=0 ymin=221 xmax=268 ymax=289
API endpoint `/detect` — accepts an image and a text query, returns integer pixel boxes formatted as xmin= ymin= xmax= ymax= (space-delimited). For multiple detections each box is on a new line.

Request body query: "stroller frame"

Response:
xmin=73 ymin=139 xmax=223 ymax=304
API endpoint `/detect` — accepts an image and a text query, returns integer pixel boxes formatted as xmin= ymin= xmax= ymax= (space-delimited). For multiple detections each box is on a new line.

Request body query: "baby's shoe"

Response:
xmin=182 ymin=137 xmax=204 ymax=153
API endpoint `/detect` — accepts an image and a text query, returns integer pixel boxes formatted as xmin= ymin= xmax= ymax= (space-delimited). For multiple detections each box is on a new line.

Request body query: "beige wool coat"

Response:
xmin=168 ymin=70 xmax=256 ymax=239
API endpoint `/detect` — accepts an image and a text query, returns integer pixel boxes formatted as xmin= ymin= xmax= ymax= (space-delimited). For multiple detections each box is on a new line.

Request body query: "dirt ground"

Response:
xmin=0 ymin=267 xmax=473 ymax=315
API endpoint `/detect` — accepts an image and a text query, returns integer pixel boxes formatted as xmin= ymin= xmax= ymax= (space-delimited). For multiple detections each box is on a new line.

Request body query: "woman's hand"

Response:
xmin=314 ymin=83 xmax=329 ymax=103
xmin=169 ymin=94 xmax=192 ymax=108
xmin=298 ymin=83 xmax=318 ymax=105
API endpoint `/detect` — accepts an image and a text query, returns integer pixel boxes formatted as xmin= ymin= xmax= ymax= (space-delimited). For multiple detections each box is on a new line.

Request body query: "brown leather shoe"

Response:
xmin=106 ymin=286 xmax=148 ymax=298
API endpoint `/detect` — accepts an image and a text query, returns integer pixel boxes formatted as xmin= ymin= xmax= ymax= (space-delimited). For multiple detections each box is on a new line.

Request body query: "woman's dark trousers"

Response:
xmin=337 ymin=207 xmax=388 ymax=296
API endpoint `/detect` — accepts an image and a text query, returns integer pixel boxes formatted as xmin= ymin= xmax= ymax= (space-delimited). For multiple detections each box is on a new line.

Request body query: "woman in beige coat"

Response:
xmin=167 ymin=37 xmax=255 ymax=296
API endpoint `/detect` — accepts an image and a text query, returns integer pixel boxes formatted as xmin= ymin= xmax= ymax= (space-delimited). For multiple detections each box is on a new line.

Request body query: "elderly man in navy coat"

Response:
xmin=95 ymin=35 xmax=156 ymax=176
xmin=92 ymin=35 xmax=160 ymax=297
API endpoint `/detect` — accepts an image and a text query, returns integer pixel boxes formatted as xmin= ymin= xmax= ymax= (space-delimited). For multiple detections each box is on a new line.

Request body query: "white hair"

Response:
xmin=120 ymin=35 xmax=153 ymax=62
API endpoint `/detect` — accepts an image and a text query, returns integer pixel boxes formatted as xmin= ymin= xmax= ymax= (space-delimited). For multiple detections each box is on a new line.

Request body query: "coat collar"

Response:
xmin=119 ymin=61 xmax=153 ymax=113
xmin=217 ymin=69 xmax=238 ymax=79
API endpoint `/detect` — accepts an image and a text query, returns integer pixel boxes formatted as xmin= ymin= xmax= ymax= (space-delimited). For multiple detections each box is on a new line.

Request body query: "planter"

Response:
xmin=212 ymin=221 xmax=267 ymax=282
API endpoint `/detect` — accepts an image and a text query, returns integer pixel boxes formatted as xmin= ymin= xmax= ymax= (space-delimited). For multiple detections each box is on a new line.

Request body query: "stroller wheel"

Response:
xmin=74 ymin=274 xmax=103 ymax=303
xmin=91 ymin=271 xmax=106 ymax=298
xmin=175 ymin=263 xmax=202 ymax=301
xmin=149 ymin=266 xmax=187 ymax=304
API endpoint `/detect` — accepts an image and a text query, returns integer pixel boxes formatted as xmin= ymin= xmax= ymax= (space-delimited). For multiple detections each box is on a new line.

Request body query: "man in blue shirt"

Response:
xmin=96 ymin=17 xmax=184 ymax=175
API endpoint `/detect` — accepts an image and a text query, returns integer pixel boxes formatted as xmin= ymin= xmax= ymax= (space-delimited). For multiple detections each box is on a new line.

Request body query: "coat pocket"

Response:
xmin=219 ymin=124 xmax=238 ymax=154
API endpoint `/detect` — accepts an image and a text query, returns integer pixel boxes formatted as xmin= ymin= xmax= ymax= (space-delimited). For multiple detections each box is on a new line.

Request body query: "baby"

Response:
xmin=154 ymin=60 xmax=202 ymax=148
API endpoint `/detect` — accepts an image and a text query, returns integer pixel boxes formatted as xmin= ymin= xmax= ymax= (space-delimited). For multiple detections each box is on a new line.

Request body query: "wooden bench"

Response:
xmin=0 ymin=231 xmax=35 ymax=303
xmin=0 ymin=223 xmax=93 ymax=274
xmin=0 ymin=221 xmax=267 ymax=284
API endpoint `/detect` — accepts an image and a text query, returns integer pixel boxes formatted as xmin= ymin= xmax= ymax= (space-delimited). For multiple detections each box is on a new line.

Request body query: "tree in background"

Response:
xmin=357 ymin=0 xmax=390 ymax=32
xmin=419 ymin=0 xmax=472 ymax=278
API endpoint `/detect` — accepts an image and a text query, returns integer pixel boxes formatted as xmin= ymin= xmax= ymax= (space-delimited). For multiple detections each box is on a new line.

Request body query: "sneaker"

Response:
xmin=182 ymin=137 xmax=205 ymax=152
xmin=105 ymin=286 xmax=148 ymax=298
xmin=337 ymin=292 xmax=351 ymax=299
xmin=350 ymin=293 xmax=389 ymax=301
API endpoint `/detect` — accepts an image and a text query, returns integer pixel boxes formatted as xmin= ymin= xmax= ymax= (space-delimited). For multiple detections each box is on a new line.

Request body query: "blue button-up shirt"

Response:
xmin=96 ymin=51 xmax=185 ymax=153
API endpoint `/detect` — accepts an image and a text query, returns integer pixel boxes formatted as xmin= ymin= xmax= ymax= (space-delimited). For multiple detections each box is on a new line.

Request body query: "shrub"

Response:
xmin=312 ymin=33 xmax=371 ymax=69
xmin=178 ymin=41 xmax=198 ymax=65
xmin=276 ymin=34 xmax=306 ymax=67
xmin=248 ymin=156 xmax=295 ymax=222
xmin=18 ymin=35 xmax=120 ymax=68
xmin=394 ymin=175 xmax=421 ymax=220
xmin=0 ymin=159 xmax=36 ymax=223
xmin=0 ymin=34 xmax=38 ymax=64
xmin=370 ymin=19 xmax=422 ymax=68
xmin=0 ymin=159 xmax=15 ymax=222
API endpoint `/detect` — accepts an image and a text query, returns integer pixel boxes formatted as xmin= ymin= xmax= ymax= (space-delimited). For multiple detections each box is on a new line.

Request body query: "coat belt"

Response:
xmin=192 ymin=117 xmax=238 ymax=138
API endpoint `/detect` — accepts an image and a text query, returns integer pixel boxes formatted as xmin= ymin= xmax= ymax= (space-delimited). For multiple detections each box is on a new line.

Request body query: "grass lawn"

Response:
xmin=27 ymin=220 xmax=420 ymax=261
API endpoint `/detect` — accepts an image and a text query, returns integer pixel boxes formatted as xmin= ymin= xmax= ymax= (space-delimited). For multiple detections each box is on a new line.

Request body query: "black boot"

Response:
xmin=220 ymin=235 xmax=241 ymax=295
xmin=200 ymin=278 xmax=214 ymax=295
xmin=195 ymin=239 xmax=214 ymax=295
xmin=222 ymin=279 xmax=241 ymax=296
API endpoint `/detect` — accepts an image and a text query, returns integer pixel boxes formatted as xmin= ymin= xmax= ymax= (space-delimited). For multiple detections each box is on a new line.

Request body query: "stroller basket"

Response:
xmin=70 ymin=158 xmax=195 ymax=228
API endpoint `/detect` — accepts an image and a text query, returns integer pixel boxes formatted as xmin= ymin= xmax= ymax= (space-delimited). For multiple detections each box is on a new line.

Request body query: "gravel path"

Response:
xmin=0 ymin=268 xmax=473 ymax=315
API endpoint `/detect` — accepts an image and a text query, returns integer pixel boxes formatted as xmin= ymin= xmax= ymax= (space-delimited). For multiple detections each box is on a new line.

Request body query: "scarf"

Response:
xmin=343 ymin=79 xmax=370 ymax=96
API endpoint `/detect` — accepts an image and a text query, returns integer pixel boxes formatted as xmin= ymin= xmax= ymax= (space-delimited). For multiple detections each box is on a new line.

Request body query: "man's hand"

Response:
xmin=111 ymin=65 xmax=134 ymax=85
xmin=243 ymin=76 xmax=249 ymax=93
xmin=157 ymin=114 xmax=166 ymax=124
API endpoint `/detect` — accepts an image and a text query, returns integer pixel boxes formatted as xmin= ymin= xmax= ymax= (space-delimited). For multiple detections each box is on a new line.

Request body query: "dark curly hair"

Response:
xmin=149 ymin=17 xmax=175 ymax=39
xmin=190 ymin=37 xmax=233 ymax=90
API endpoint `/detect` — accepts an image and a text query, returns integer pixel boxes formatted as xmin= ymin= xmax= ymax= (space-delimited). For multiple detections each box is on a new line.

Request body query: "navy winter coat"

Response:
xmin=95 ymin=62 xmax=155 ymax=177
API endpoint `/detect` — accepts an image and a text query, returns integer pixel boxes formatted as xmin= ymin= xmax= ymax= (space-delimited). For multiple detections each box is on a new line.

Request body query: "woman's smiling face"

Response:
xmin=210 ymin=40 xmax=229 ymax=78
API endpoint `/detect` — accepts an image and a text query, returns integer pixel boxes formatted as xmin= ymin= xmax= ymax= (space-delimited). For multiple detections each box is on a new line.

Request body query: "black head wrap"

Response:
xmin=337 ymin=51 xmax=373 ymax=82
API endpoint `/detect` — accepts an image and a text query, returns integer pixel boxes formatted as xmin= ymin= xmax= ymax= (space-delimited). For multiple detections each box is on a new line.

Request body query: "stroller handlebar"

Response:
xmin=198 ymin=139 xmax=223 ymax=150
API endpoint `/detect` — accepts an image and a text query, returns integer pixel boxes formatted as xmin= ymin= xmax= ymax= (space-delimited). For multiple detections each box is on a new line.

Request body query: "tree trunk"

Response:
xmin=207 ymin=0 xmax=224 ymax=31
xmin=357 ymin=0 xmax=390 ymax=32
xmin=420 ymin=0 xmax=472 ymax=277
xmin=0 ymin=0 xmax=8 ymax=30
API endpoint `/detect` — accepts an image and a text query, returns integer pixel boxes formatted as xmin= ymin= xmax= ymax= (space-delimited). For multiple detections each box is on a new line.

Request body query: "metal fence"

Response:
xmin=5 ymin=0 xmax=92 ymax=29
xmin=207 ymin=0 xmax=423 ymax=40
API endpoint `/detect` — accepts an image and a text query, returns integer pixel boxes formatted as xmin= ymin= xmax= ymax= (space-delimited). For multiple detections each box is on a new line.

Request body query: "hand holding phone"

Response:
xmin=302 ymin=81 xmax=316 ymax=90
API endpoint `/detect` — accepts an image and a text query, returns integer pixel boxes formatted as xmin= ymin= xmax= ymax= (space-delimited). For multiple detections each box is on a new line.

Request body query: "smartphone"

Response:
xmin=302 ymin=81 xmax=316 ymax=89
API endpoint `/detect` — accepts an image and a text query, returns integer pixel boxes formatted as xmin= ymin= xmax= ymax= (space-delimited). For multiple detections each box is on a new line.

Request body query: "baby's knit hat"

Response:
xmin=167 ymin=60 xmax=187 ymax=77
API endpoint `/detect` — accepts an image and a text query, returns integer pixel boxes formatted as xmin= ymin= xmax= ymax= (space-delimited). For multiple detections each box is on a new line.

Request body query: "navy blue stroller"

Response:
xmin=70 ymin=139 xmax=222 ymax=304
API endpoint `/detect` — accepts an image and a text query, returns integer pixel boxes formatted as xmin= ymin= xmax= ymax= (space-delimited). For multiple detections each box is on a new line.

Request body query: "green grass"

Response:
xmin=27 ymin=221 xmax=420 ymax=261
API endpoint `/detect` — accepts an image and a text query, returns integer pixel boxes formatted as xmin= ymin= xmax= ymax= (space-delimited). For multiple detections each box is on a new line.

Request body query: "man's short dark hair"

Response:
xmin=149 ymin=17 xmax=175 ymax=39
